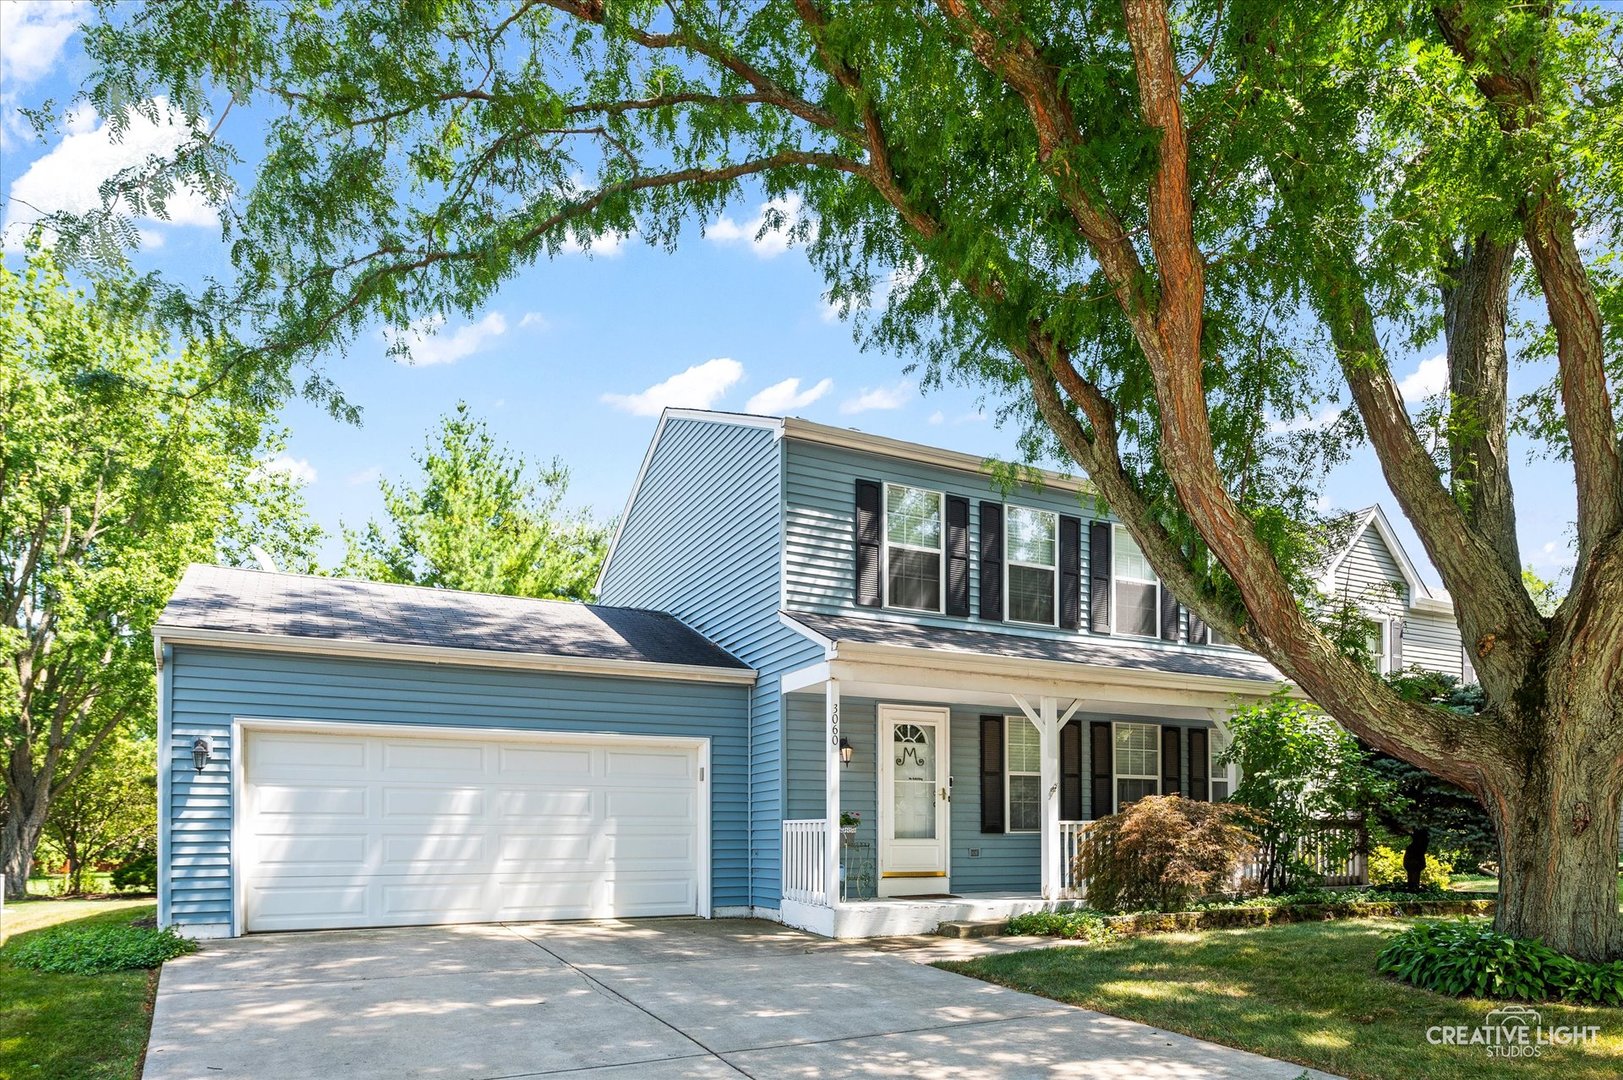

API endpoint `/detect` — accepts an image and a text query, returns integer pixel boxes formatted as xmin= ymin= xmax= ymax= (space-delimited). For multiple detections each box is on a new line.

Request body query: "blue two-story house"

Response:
xmin=153 ymin=409 xmax=1469 ymax=938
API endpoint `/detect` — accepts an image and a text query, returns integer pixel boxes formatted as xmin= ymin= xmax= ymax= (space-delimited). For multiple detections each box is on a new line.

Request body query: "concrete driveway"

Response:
xmin=143 ymin=919 xmax=1335 ymax=1079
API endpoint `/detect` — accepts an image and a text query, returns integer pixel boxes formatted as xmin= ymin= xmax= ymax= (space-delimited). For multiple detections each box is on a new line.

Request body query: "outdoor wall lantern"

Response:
xmin=192 ymin=736 xmax=212 ymax=772
xmin=839 ymin=737 xmax=854 ymax=767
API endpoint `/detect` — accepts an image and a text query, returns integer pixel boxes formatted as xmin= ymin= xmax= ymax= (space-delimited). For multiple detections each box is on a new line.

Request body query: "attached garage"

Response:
xmin=154 ymin=565 xmax=752 ymax=938
xmin=240 ymin=725 xmax=706 ymax=932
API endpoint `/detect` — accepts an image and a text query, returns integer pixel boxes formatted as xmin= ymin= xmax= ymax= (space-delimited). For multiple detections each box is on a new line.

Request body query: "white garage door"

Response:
xmin=242 ymin=727 xmax=702 ymax=932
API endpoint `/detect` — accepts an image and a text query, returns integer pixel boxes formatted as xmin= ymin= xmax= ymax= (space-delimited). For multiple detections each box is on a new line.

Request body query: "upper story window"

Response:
xmin=884 ymin=483 xmax=943 ymax=612
xmin=1006 ymin=506 xmax=1058 ymax=625
xmin=1112 ymin=526 xmax=1159 ymax=638
xmin=1368 ymin=619 xmax=1393 ymax=675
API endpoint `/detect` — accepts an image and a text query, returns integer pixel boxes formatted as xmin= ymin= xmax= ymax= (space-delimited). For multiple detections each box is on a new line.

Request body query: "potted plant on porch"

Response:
xmin=840 ymin=811 xmax=861 ymax=844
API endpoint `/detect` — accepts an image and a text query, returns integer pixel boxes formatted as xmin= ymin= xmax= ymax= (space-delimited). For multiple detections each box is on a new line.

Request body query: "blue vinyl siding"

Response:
xmin=163 ymin=647 xmax=750 ymax=928
xmin=595 ymin=416 xmax=821 ymax=909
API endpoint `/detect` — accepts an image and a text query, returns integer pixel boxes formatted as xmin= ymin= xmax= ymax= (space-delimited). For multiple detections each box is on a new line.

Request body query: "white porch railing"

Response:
xmin=783 ymin=819 xmax=830 ymax=906
xmin=1058 ymin=820 xmax=1093 ymax=899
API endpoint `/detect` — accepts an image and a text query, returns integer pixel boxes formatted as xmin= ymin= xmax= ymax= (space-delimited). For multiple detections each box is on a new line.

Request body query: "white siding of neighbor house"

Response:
xmin=1325 ymin=518 xmax=1466 ymax=681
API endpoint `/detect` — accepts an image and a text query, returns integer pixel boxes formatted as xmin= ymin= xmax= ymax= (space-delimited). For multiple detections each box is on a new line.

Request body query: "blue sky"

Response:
xmin=0 ymin=2 xmax=1582 ymax=591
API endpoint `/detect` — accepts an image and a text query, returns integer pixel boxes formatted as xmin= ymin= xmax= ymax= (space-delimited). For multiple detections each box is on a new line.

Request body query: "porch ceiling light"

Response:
xmin=191 ymin=736 xmax=212 ymax=772
xmin=839 ymin=737 xmax=854 ymax=767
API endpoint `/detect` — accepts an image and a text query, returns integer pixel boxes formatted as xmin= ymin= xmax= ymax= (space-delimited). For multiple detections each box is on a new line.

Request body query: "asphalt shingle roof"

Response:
xmin=785 ymin=611 xmax=1282 ymax=683
xmin=159 ymin=565 xmax=748 ymax=670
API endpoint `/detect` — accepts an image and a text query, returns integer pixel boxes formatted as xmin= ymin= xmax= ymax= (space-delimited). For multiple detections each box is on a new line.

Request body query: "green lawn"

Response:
xmin=0 ymin=899 xmax=162 ymax=1080
xmin=1448 ymin=873 xmax=1623 ymax=913
xmin=940 ymin=918 xmax=1623 ymax=1080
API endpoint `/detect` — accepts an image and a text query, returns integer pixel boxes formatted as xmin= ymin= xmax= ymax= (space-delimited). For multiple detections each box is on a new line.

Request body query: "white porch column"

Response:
xmin=824 ymin=678 xmax=842 ymax=906
xmin=1017 ymin=694 xmax=1085 ymax=901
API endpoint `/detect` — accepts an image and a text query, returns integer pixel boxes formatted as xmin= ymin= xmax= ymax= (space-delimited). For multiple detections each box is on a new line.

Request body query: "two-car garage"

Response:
xmin=240 ymin=725 xmax=707 ymax=933
xmin=155 ymin=565 xmax=753 ymax=938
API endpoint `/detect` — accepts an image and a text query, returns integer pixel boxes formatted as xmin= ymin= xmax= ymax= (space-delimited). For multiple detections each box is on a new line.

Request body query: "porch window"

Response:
xmin=1112 ymin=526 xmax=1159 ymax=637
xmin=1005 ymin=717 xmax=1042 ymax=831
xmin=1005 ymin=506 xmax=1058 ymax=625
xmin=884 ymin=483 xmax=943 ymax=612
xmin=1113 ymin=721 xmax=1160 ymax=810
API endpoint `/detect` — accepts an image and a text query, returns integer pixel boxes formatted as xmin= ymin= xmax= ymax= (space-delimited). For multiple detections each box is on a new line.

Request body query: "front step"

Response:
xmin=936 ymin=918 xmax=1009 ymax=939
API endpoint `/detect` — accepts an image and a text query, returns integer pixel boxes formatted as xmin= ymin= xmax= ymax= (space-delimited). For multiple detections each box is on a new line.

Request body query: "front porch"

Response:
xmin=773 ymin=624 xmax=1265 ymax=937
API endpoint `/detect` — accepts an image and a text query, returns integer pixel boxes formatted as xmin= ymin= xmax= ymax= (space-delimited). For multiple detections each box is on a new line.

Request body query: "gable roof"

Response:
xmin=156 ymin=565 xmax=753 ymax=683
xmin=1318 ymin=504 xmax=1438 ymax=609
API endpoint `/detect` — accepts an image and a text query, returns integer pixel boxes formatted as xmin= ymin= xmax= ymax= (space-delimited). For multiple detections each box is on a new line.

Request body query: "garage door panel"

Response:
xmin=498 ymin=745 xmax=594 ymax=776
xmin=493 ymin=789 xmax=594 ymax=819
xmin=244 ymin=729 xmax=701 ymax=932
xmin=383 ymin=740 xmax=486 ymax=774
xmin=381 ymin=786 xmax=486 ymax=819
xmin=254 ymin=784 xmax=368 ymax=817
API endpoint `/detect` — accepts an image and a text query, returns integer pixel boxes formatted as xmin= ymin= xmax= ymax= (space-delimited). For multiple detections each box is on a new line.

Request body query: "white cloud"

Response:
xmin=346 ymin=466 xmax=382 ymax=487
xmin=559 ymin=229 xmax=629 ymax=257
xmin=518 ymin=312 xmax=549 ymax=330
xmin=2 ymin=96 xmax=216 ymax=248
xmin=251 ymin=454 xmax=317 ymax=485
xmin=0 ymin=2 xmax=87 ymax=89
xmin=1397 ymin=353 xmax=1448 ymax=405
xmin=602 ymin=358 xmax=744 ymax=416
xmin=1268 ymin=405 xmax=1344 ymax=435
xmin=840 ymin=380 xmax=915 ymax=415
xmin=928 ymin=410 xmax=945 ymax=425
xmin=384 ymin=311 xmax=508 ymax=366
xmin=708 ymin=194 xmax=810 ymax=259
xmin=745 ymin=376 xmax=832 ymax=415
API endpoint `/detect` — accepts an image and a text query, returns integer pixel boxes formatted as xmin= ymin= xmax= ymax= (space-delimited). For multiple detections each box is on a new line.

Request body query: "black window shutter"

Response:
xmin=1059 ymin=515 xmax=1082 ymax=630
xmin=1187 ymin=609 xmax=1209 ymax=645
xmin=1161 ymin=726 xmax=1182 ymax=796
xmin=854 ymin=480 xmax=883 ymax=608
xmin=979 ymin=715 xmax=1005 ymax=833
xmin=979 ymin=502 xmax=1004 ymax=621
xmin=1060 ymin=719 xmax=1083 ymax=820
xmin=1089 ymin=721 xmax=1113 ymax=818
xmin=1159 ymin=586 xmax=1180 ymax=643
xmin=1188 ymin=728 xmax=1210 ymax=801
xmin=1088 ymin=521 xmax=1112 ymax=634
xmin=945 ymin=496 xmax=970 ymax=616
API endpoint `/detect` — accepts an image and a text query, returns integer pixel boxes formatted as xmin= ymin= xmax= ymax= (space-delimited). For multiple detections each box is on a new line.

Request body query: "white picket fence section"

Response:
xmin=782 ymin=819 xmax=829 ymax=906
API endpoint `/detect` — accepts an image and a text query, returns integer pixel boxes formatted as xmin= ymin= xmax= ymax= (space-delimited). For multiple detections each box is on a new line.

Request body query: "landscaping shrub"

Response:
xmin=110 ymin=852 xmax=157 ymax=893
xmin=1006 ymin=909 xmax=1115 ymax=941
xmin=1376 ymin=920 xmax=1623 ymax=1006
xmin=1368 ymin=844 xmax=1452 ymax=890
xmin=6 ymin=920 xmax=197 ymax=975
xmin=1076 ymin=795 xmax=1258 ymax=913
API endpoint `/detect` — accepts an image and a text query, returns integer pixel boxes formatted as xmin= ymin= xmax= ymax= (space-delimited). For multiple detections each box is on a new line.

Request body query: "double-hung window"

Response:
xmin=1005 ymin=717 xmax=1042 ymax=832
xmin=1368 ymin=619 xmax=1393 ymax=675
xmin=1005 ymin=506 xmax=1058 ymax=625
xmin=1113 ymin=721 xmax=1160 ymax=811
xmin=1208 ymin=730 xmax=1231 ymax=801
xmin=884 ymin=483 xmax=943 ymax=612
xmin=1112 ymin=526 xmax=1160 ymax=638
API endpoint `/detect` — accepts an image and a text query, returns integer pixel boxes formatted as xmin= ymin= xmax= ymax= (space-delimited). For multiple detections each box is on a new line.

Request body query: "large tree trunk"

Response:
xmin=1 ymin=809 xmax=46 ymax=901
xmin=1402 ymin=827 xmax=1431 ymax=892
xmin=1486 ymin=705 xmax=1623 ymax=962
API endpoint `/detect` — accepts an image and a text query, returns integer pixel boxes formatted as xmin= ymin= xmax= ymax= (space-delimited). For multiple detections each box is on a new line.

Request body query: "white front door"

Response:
xmin=877 ymin=705 xmax=950 ymax=895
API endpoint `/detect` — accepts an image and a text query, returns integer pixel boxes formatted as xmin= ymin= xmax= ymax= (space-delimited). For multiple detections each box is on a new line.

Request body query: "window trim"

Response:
xmin=1003 ymin=504 xmax=1059 ymax=627
xmin=1110 ymin=524 xmax=1160 ymax=639
xmin=1004 ymin=714 xmax=1042 ymax=833
xmin=1111 ymin=720 xmax=1161 ymax=813
xmin=881 ymin=481 xmax=945 ymax=614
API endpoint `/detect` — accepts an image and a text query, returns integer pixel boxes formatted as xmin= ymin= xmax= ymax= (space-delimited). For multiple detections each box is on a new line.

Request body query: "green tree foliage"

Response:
xmin=63 ymin=0 xmax=1623 ymax=957
xmin=1219 ymin=694 xmax=1390 ymax=893
xmin=0 ymin=243 xmax=307 ymax=898
xmin=1521 ymin=566 xmax=1566 ymax=619
xmin=41 ymin=735 xmax=157 ymax=896
xmin=339 ymin=403 xmax=610 ymax=600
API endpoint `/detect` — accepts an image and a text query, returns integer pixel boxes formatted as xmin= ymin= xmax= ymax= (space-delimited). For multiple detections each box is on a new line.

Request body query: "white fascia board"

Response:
xmin=152 ymin=626 xmax=757 ymax=685
xmin=779 ymin=610 xmax=836 ymax=653
xmin=780 ymin=417 xmax=1096 ymax=497
xmin=828 ymin=639 xmax=1291 ymax=700
xmin=1319 ymin=504 xmax=1434 ymax=608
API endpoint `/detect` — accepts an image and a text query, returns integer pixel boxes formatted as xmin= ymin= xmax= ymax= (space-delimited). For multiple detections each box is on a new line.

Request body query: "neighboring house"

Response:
xmin=154 ymin=409 xmax=1468 ymax=939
